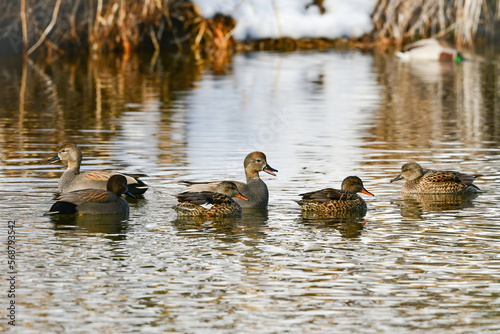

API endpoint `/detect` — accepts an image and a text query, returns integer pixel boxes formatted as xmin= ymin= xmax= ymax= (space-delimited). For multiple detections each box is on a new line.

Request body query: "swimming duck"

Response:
xmin=48 ymin=143 xmax=148 ymax=195
xmin=296 ymin=176 xmax=374 ymax=213
xmin=391 ymin=162 xmax=482 ymax=194
xmin=48 ymin=174 xmax=133 ymax=215
xmin=175 ymin=181 xmax=248 ymax=217
xmin=396 ymin=38 xmax=463 ymax=63
xmin=182 ymin=151 xmax=277 ymax=209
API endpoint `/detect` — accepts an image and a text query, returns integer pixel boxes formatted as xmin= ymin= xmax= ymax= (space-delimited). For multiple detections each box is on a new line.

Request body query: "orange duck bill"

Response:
xmin=263 ymin=164 xmax=278 ymax=176
xmin=236 ymin=193 xmax=249 ymax=201
xmin=361 ymin=188 xmax=375 ymax=196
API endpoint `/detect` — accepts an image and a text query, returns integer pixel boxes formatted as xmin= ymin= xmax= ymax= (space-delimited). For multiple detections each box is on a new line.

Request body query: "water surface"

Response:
xmin=0 ymin=49 xmax=500 ymax=333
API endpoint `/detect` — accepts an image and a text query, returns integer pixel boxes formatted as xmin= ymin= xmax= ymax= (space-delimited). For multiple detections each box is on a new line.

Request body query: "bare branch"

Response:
xmin=26 ymin=0 xmax=62 ymax=55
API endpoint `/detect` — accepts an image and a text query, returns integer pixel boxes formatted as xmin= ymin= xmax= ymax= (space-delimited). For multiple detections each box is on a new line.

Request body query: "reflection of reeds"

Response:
xmin=372 ymin=0 xmax=499 ymax=47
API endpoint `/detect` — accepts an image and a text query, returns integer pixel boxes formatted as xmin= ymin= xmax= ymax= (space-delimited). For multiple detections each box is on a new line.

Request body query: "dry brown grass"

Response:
xmin=0 ymin=0 xmax=498 ymax=56
xmin=1 ymin=0 xmax=235 ymax=56
xmin=372 ymin=0 xmax=499 ymax=47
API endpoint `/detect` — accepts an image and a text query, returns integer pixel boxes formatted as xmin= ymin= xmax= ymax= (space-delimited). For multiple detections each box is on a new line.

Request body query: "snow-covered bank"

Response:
xmin=192 ymin=0 xmax=377 ymax=41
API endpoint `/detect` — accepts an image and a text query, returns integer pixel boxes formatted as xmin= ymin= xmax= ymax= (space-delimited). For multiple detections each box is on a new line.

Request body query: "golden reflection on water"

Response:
xmin=367 ymin=53 xmax=500 ymax=165
xmin=395 ymin=193 xmax=481 ymax=220
xmin=1 ymin=50 xmax=500 ymax=332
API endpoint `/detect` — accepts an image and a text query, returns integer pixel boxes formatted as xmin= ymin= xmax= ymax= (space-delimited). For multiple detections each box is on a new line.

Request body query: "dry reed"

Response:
xmin=0 ymin=0 xmax=498 ymax=56
xmin=0 ymin=0 xmax=235 ymax=56
xmin=372 ymin=0 xmax=499 ymax=47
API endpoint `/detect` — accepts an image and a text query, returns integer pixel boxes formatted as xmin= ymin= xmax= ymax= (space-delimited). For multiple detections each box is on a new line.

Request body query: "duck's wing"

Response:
xmin=211 ymin=193 xmax=234 ymax=206
xmin=56 ymin=189 xmax=116 ymax=205
xmin=181 ymin=180 xmax=245 ymax=193
xmin=81 ymin=171 xmax=148 ymax=195
xmin=403 ymin=38 xmax=441 ymax=52
xmin=81 ymin=170 xmax=114 ymax=182
xmin=425 ymin=170 xmax=465 ymax=184
xmin=176 ymin=191 xmax=215 ymax=205
xmin=456 ymin=172 xmax=482 ymax=185
xmin=299 ymin=188 xmax=349 ymax=202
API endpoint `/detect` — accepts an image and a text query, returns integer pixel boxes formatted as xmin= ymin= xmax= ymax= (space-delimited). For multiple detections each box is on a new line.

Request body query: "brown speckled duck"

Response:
xmin=296 ymin=176 xmax=374 ymax=213
xmin=49 ymin=143 xmax=148 ymax=195
xmin=182 ymin=151 xmax=277 ymax=209
xmin=391 ymin=162 xmax=482 ymax=194
xmin=48 ymin=175 xmax=133 ymax=215
xmin=175 ymin=181 xmax=248 ymax=217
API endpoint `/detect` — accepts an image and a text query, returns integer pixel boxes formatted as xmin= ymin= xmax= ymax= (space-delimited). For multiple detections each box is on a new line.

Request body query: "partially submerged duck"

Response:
xmin=396 ymin=38 xmax=463 ymax=63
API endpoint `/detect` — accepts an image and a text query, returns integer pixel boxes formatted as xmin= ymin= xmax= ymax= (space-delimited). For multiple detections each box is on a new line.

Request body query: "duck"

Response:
xmin=48 ymin=143 xmax=148 ymax=195
xmin=48 ymin=174 xmax=134 ymax=215
xmin=174 ymin=181 xmax=248 ymax=217
xmin=390 ymin=162 xmax=482 ymax=194
xmin=181 ymin=151 xmax=277 ymax=209
xmin=296 ymin=176 xmax=374 ymax=213
xmin=396 ymin=38 xmax=463 ymax=63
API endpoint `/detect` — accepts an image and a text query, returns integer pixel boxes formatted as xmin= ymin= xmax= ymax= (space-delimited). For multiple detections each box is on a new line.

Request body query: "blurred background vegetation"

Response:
xmin=0 ymin=0 xmax=498 ymax=57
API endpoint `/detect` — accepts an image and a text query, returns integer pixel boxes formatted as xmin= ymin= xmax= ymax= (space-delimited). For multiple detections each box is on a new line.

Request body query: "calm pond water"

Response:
xmin=1 ymin=47 xmax=500 ymax=333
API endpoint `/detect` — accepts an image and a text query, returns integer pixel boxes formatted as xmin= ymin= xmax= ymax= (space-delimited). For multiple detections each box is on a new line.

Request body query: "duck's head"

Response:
xmin=48 ymin=143 xmax=82 ymax=168
xmin=215 ymin=181 xmax=248 ymax=201
xmin=107 ymin=174 xmax=134 ymax=198
xmin=341 ymin=176 xmax=374 ymax=196
xmin=244 ymin=151 xmax=278 ymax=178
xmin=391 ymin=162 xmax=424 ymax=182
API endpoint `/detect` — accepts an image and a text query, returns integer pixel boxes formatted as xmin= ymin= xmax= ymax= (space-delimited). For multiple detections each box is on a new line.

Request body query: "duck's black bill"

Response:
xmin=125 ymin=191 xmax=135 ymax=199
xmin=263 ymin=164 xmax=278 ymax=176
xmin=390 ymin=174 xmax=403 ymax=183
xmin=48 ymin=155 xmax=61 ymax=164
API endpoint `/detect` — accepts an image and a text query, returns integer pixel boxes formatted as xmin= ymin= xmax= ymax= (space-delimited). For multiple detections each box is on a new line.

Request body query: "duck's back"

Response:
xmin=51 ymin=189 xmax=129 ymax=215
xmin=183 ymin=179 xmax=269 ymax=209
xmin=297 ymin=188 xmax=366 ymax=212
xmin=175 ymin=192 xmax=242 ymax=217
xmin=403 ymin=169 xmax=480 ymax=194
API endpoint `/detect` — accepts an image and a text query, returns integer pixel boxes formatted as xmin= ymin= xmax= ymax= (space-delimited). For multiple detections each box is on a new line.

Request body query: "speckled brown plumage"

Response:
xmin=296 ymin=176 xmax=374 ymax=213
xmin=175 ymin=181 xmax=247 ymax=217
xmin=391 ymin=162 xmax=482 ymax=194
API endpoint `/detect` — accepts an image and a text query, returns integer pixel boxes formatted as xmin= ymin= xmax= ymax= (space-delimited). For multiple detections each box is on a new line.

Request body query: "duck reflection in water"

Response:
xmin=299 ymin=211 xmax=367 ymax=239
xmin=172 ymin=206 xmax=270 ymax=242
xmin=49 ymin=214 xmax=129 ymax=241
xmin=395 ymin=192 xmax=481 ymax=220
